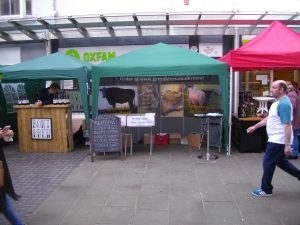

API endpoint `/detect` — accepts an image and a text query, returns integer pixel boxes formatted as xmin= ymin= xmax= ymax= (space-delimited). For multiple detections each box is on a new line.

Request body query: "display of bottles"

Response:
xmin=58 ymin=94 xmax=63 ymax=104
xmin=17 ymin=95 xmax=29 ymax=105
xmin=238 ymin=91 xmax=253 ymax=118
xmin=53 ymin=93 xmax=70 ymax=105
xmin=53 ymin=94 xmax=58 ymax=104
xmin=65 ymin=94 xmax=70 ymax=104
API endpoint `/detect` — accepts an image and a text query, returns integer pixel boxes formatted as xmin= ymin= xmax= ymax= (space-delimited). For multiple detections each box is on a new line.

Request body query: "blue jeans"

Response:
xmin=2 ymin=195 xmax=24 ymax=225
xmin=291 ymin=129 xmax=299 ymax=157
xmin=261 ymin=142 xmax=300 ymax=194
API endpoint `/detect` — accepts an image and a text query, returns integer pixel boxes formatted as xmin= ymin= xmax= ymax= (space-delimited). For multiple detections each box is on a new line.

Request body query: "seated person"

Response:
xmin=35 ymin=83 xmax=60 ymax=106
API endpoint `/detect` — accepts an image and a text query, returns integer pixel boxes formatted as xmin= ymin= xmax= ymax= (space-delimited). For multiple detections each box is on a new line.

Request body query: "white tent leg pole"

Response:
xmin=228 ymin=67 xmax=233 ymax=156
xmin=234 ymin=71 xmax=239 ymax=113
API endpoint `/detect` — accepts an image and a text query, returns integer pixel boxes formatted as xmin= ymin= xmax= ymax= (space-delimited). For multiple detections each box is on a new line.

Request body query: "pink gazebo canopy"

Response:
xmin=219 ymin=21 xmax=300 ymax=71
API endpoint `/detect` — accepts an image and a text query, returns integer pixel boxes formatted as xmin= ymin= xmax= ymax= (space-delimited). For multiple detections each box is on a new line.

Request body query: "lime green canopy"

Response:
xmin=92 ymin=43 xmax=229 ymax=148
xmin=0 ymin=52 xmax=92 ymax=132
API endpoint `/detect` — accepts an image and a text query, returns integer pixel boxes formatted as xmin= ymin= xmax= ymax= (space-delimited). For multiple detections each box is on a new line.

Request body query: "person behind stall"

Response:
xmin=0 ymin=127 xmax=27 ymax=225
xmin=247 ymin=80 xmax=300 ymax=197
xmin=286 ymin=81 xmax=300 ymax=159
xmin=35 ymin=82 xmax=60 ymax=106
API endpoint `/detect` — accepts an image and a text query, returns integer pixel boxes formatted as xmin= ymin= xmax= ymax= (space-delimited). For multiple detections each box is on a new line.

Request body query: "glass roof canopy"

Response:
xmin=0 ymin=11 xmax=299 ymax=42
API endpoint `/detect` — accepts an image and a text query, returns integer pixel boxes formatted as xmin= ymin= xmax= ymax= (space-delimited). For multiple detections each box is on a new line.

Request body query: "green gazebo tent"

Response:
xmin=0 ymin=52 xmax=92 ymax=132
xmin=92 ymin=43 xmax=229 ymax=149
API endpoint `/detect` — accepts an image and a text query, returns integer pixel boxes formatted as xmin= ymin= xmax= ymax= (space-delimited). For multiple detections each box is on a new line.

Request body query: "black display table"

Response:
xmin=232 ymin=114 xmax=267 ymax=153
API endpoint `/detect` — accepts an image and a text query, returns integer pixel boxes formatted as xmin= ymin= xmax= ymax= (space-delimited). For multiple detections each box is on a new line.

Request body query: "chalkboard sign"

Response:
xmin=90 ymin=114 xmax=122 ymax=161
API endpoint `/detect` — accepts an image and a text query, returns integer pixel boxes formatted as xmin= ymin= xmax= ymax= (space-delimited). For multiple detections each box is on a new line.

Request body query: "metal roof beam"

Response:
xmin=0 ymin=31 xmax=12 ymax=41
xmin=194 ymin=13 xmax=202 ymax=35
xmin=100 ymin=15 xmax=115 ymax=37
xmin=223 ymin=11 xmax=236 ymax=34
xmin=288 ymin=13 xmax=299 ymax=21
xmin=8 ymin=20 xmax=39 ymax=40
xmin=37 ymin=18 xmax=63 ymax=39
xmin=249 ymin=12 xmax=268 ymax=34
xmin=133 ymin=14 xmax=142 ymax=36
xmin=166 ymin=13 xmax=169 ymax=35
xmin=68 ymin=17 xmax=89 ymax=38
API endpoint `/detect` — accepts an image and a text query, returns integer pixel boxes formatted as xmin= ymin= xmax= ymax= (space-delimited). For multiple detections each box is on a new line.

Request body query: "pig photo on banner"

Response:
xmin=184 ymin=76 xmax=222 ymax=117
xmin=98 ymin=86 xmax=138 ymax=114
xmin=160 ymin=84 xmax=184 ymax=117
xmin=138 ymin=83 xmax=159 ymax=114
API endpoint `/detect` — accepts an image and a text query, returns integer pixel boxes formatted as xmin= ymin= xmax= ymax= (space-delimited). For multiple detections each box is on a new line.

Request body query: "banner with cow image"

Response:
xmin=138 ymin=83 xmax=160 ymax=114
xmin=98 ymin=86 xmax=138 ymax=114
xmin=184 ymin=75 xmax=222 ymax=117
xmin=160 ymin=84 xmax=184 ymax=117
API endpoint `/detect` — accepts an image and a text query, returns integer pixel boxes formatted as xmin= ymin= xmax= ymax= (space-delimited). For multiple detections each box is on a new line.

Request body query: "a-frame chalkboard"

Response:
xmin=90 ymin=114 xmax=123 ymax=162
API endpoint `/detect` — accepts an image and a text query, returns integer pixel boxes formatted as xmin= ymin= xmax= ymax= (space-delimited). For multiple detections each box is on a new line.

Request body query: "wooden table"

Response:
xmin=15 ymin=104 xmax=73 ymax=153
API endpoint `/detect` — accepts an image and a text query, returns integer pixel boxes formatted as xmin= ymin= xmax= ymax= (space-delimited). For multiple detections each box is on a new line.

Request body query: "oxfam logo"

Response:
xmin=65 ymin=49 xmax=80 ymax=59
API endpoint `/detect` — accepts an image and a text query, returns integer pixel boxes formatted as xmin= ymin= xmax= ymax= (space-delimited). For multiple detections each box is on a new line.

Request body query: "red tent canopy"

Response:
xmin=219 ymin=21 xmax=300 ymax=71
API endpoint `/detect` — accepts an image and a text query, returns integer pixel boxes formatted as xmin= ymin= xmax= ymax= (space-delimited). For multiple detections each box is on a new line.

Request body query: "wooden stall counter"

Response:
xmin=232 ymin=113 xmax=267 ymax=153
xmin=15 ymin=104 xmax=73 ymax=153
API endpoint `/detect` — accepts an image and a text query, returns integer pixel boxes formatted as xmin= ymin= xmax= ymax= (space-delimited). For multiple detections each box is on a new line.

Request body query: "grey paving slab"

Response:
xmin=2 ymin=143 xmax=300 ymax=225
xmin=137 ymin=192 xmax=169 ymax=211
xmin=95 ymin=206 xmax=135 ymax=225
xmin=203 ymin=201 xmax=243 ymax=225
xmin=133 ymin=209 xmax=169 ymax=225
xmin=242 ymin=212 xmax=282 ymax=225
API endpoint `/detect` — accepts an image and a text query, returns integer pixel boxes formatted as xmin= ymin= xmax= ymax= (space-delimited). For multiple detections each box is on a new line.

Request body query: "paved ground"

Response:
xmin=0 ymin=143 xmax=88 ymax=225
xmin=1 ymin=143 xmax=300 ymax=225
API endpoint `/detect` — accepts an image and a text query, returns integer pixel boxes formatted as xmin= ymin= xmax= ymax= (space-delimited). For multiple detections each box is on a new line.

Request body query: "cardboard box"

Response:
xmin=169 ymin=133 xmax=181 ymax=144
xmin=187 ymin=132 xmax=202 ymax=148
xmin=143 ymin=133 xmax=155 ymax=145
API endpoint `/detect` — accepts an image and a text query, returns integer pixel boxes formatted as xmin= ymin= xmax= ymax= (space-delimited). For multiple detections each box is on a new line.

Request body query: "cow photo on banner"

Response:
xmin=184 ymin=75 xmax=222 ymax=117
xmin=160 ymin=84 xmax=184 ymax=117
xmin=98 ymin=86 xmax=138 ymax=114
xmin=138 ymin=83 xmax=160 ymax=114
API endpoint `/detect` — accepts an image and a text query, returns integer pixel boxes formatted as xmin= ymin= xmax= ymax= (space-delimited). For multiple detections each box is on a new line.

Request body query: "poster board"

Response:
xmin=126 ymin=114 xmax=155 ymax=127
xmin=31 ymin=118 xmax=52 ymax=140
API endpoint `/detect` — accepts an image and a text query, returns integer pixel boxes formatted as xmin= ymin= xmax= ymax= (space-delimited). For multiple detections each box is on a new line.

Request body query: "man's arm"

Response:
xmin=36 ymin=88 xmax=53 ymax=105
xmin=247 ymin=117 xmax=268 ymax=134
xmin=284 ymin=123 xmax=292 ymax=156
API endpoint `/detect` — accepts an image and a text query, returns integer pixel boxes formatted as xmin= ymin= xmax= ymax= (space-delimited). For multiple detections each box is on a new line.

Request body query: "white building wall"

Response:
xmin=1 ymin=0 xmax=299 ymax=19
xmin=32 ymin=0 xmax=56 ymax=17
xmin=54 ymin=0 xmax=300 ymax=16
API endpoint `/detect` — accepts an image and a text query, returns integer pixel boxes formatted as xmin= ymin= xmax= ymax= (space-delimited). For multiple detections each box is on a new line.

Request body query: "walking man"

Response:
xmin=247 ymin=80 xmax=300 ymax=196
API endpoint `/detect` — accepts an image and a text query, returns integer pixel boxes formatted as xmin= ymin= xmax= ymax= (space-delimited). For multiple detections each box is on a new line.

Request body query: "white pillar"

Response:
xmin=233 ymin=26 xmax=240 ymax=113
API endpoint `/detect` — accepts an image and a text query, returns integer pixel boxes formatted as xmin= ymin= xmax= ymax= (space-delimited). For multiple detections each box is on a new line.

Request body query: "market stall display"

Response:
xmin=92 ymin=43 xmax=229 ymax=151
xmin=0 ymin=52 xmax=92 ymax=138
xmin=219 ymin=21 xmax=300 ymax=153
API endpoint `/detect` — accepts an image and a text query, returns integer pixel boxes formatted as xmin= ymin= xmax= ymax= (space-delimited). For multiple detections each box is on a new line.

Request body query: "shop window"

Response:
xmin=0 ymin=0 xmax=31 ymax=16
xmin=1 ymin=82 xmax=26 ymax=113
xmin=241 ymin=71 xmax=271 ymax=97
xmin=25 ymin=0 xmax=31 ymax=15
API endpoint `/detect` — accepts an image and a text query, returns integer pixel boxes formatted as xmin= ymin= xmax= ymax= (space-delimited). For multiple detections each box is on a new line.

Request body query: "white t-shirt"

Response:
xmin=266 ymin=96 xmax=293 ymax=145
